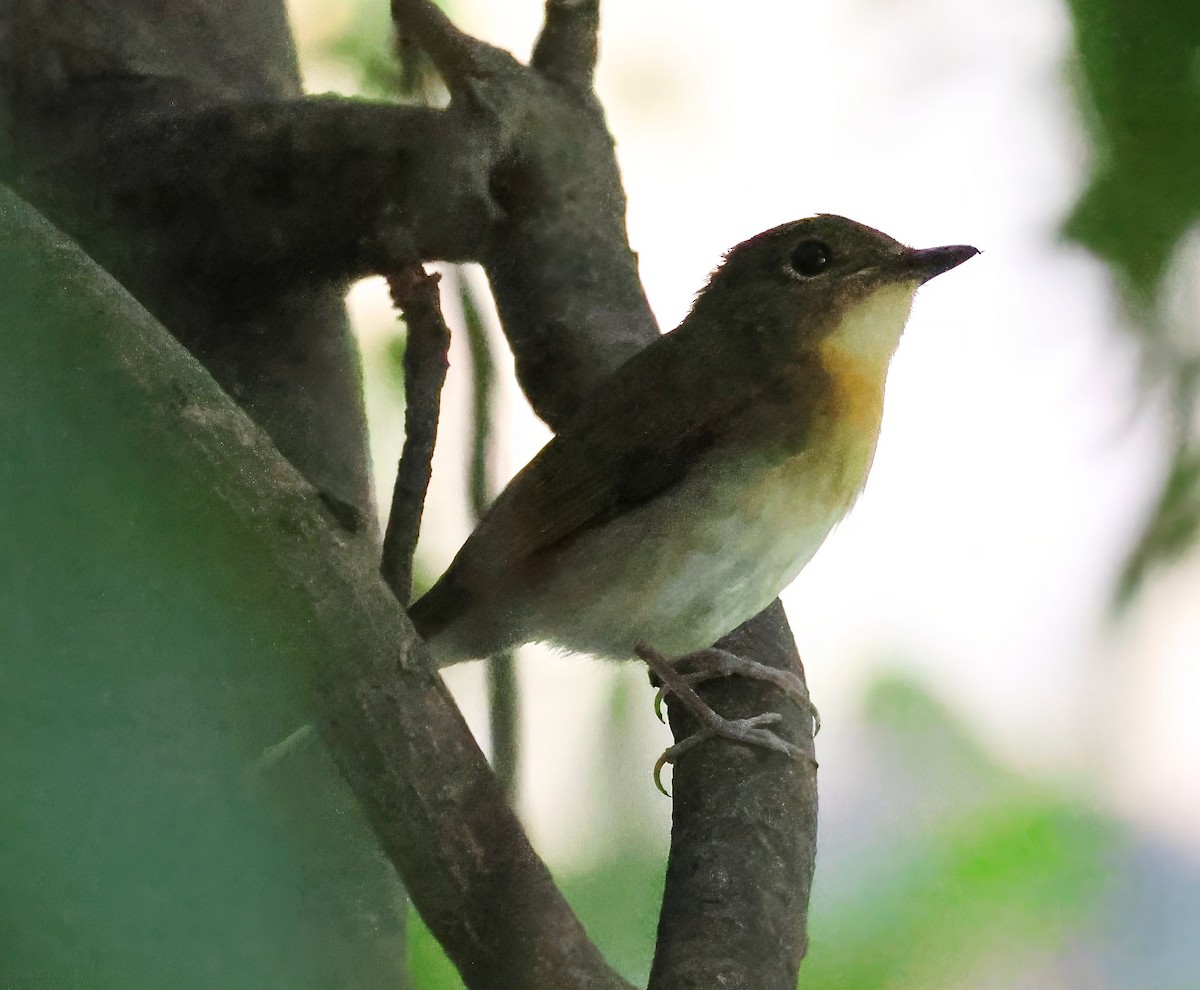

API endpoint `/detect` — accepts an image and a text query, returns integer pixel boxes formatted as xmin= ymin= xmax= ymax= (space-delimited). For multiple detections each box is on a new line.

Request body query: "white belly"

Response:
xmin=528 ymin=433 xmax=876 ymax=659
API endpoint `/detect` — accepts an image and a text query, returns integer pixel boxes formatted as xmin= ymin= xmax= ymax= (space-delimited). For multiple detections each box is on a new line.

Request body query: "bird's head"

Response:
xmin=688 ymin=214 xmax=978 ymax=369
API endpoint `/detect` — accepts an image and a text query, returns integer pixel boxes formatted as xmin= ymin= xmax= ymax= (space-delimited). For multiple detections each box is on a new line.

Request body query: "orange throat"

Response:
xmin=818 ymin=338 xmax=889 ymax=443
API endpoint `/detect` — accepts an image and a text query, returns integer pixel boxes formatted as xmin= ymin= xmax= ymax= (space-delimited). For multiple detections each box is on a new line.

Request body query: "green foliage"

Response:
xmin=802 ymin=675 xmax=1119 ymax=990
xmin=0 ymin=187 xmax=406 ymax=989
xmin=407 ymin=671 xmax=667 ymax=990
xmin=1063 ymin=0 xmax=1200 ymax=603
xmin=1064 ymin=0 xmax=1200 ymax=305
xmin=805 ymin=801 xmax=1113 ymax=989
xmin=1116 ymin=444 xmax=1200 ymax=605
xmin=408 ymin=907 xmax=466 ymax=990
xmin=560 ymin=850 xmax=667 ymax=985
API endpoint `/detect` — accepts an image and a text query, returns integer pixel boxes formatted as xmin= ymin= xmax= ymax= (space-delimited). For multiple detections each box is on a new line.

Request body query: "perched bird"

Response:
xmin=411 ymin=215 xmax=977 ymax=761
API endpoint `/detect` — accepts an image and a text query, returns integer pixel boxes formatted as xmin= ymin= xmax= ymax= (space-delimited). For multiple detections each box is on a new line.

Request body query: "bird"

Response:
xmin=410 ymin=214 xmax=977 ymax=765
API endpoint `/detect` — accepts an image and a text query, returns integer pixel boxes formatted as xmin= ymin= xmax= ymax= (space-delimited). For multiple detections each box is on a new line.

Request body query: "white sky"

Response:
xmin=295 ymin=0 xmax=1200 ymax=866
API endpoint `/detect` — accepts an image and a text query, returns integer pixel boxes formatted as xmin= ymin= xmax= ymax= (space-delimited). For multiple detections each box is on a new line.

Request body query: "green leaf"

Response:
xmin=803 ymin=674 xmax=1119 ymax=989
xmin=1116 ymin=444 xmax=1200 ymax=606
xmin=805 ymin=801 xmax=1114 ymax=989
xmin=1063 ymin=0 xmax=1200 ymax=305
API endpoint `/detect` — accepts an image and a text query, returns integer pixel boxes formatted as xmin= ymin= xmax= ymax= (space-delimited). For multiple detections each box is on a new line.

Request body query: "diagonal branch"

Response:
xmin=2 ymin=185 xmax=635 ymax=990
xmin=394 ymin=0 xmax=654 ymax=432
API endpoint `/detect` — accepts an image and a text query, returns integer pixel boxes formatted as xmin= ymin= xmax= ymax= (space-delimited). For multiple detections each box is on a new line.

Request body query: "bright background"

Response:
xmin=288 ymin=1 xmax=1200 ymax=986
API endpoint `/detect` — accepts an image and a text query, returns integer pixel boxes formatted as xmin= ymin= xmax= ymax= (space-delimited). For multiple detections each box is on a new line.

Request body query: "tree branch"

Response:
xmin=650 ymin=603 xmax=818 ymax=990
xmin=389 ymin=0 xmax=519 ymax=91
xmin=8 ymin=96 xmax=501 ymax=287
xmin=392 ymin=5 xmax=820 ymax=988
xmin=2 ymin=184 xmax=635 ymax=990
xmin=397 ymin=0 xmax=656 ymax=431
xmin=532 ymin=0 xmax=601 ymax=93
xmin=381 ymin=265 xmax=451 ymax=605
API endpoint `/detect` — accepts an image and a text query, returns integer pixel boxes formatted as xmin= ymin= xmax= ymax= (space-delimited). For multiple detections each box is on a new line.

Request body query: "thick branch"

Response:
xmin=650 ymin=603 xmax=818 ymax=990
xmin=480 ymin=87 xmax=657 ymax=431
xmin=385 ymin=0 xmax=655 ymax=431
xmin=7 ymin=96 xmax=500 ymax=290
xmin=2 ymin=186 xmax=634 ymax=990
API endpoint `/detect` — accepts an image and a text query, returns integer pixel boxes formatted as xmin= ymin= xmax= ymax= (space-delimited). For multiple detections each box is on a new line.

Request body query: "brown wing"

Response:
xmin=408 ymin=332 xmax=718 ymax=646
xmin=466 ymin=341 xmax=723 ymax=565
xmin=411 ymin=320 xmax=823 ymax=641
xmin=427 ymin=329 xmax=749 ymax=585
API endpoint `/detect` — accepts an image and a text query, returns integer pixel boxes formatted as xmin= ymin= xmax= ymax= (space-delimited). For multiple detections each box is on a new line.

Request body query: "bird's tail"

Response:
xmin=409 ymin=573 xmax=516 ymax=666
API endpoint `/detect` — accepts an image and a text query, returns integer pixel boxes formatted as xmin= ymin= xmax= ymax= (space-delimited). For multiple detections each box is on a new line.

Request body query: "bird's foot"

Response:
xmin=652 ymin=647 xmax=821 ymax=735
xmin=636 ymin=645 xmax=809 ymax=795
xmin=651 ymin=713 xmax=793 ymax=796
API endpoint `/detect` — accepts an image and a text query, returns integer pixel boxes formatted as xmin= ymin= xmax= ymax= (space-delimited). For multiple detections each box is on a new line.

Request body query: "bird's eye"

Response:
xmin=789 ymin=239 xmax=831 ymax=277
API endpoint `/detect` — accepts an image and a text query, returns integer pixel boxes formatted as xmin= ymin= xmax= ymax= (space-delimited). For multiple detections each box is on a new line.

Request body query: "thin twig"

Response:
xmin=458 ymin=273 xmax=496 ymax=524
xmin=456 ymin=269 xmax=521 ymax=796
xmin=381 ymin=264 xmax=451 ymax=604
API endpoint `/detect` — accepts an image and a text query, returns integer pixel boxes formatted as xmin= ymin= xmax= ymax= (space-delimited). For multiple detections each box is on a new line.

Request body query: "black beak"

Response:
xmin=904 ymin=244 xmax=980 ymax=283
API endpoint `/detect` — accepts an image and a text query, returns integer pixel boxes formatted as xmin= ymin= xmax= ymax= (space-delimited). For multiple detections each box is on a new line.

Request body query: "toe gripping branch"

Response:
xmin=636 ymin=646 xmax=819 ymax=795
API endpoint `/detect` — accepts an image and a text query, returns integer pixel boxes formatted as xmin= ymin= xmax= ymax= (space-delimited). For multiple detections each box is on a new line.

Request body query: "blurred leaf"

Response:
xmin=804 ymin=800 xmax=1116 ymax=989
xmin=1063 ymin=0 xmax=1200 ymax=306
xmin=552 ymin=674 xmax=671 ymax=986
xmin=805 ymin=674 xmax=1119 ymax=989
xmin=1116 ymin=442 xmax=1200 ymax=605
xmin=408 ymin=907 xmax=466 ymax=990
xmin=561 ymin=850 xmax=666 ymax=986
xmin=1063 ymin=0 xmax=1200 ymax=605
xmin=407 ymin=846 xmax=664 ymax=990
xmin=861 ymin=671 xmax=995 ymax=775
xmin=407 ymin=667 xmax=666 ymax=989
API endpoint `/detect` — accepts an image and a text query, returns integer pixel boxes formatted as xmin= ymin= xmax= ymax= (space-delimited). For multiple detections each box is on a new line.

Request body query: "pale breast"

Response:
xmin=524 ymin=409 xmax=882 ymax=660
